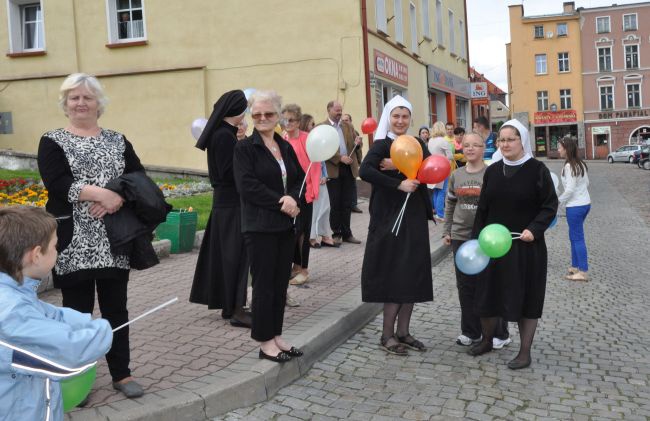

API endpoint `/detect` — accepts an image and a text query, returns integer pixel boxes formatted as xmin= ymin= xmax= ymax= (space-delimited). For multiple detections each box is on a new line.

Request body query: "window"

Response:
xmin=560 ymin=89 xmax=572 ymax=109
xmin=623 ymin=14 xmax=637 ymax=31
xmin=600 ymin=86 xmax=614 ymax=110
xmin=459 ymin=20 xmax=466 ymax=59
xmin=375 ymin=0 xmax=387 ymax=33
xmin=625 ymin=45 xmax=639 ymax=69
xmin=598 ymin=47 xmax=612 ymax=72
xmin=421 ymin=0 xmax=431 ymax=39
xmin=6 ymin=0 xmax=45 ymax=53
xmin=394 ymin=0 xmax=404 ymax=44
xmin=558 ymin=52 xmax=570 ymax=72
xmin=409 ymin=2 xmax=418 ymax=53
xmin=557 ymin=23 xmax=568 ymax=37
xmin=436 ymin=0 xmax=443 ymax=45
xmin=596 ymin=16 xmax=610 ymax=33
xmin=537 ymin=91 xmax=549 ymax=111
xmin=535 ymin=54 xmax=547 ymax=74
xmin=627 ymin=84 xmax=641 ymax=108
xmin=448 ymin=10 xmax=455 ymax=54
xmin=534 ymin=25 xmax=544 ymax=39
xmin=107 ymin=0 xmax=146 ymax=43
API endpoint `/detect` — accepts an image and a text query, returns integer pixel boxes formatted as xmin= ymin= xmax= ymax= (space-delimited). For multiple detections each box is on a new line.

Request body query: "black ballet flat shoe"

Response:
xmin=467 ymin=341 xmax=493 ymax=356
xmin=259 ymin=349 xmax=292 ymax=363
xmin=282 ymin=346 xmax=303 ymax=357
xmin=507 ymin=357 xmax=532 ymax=370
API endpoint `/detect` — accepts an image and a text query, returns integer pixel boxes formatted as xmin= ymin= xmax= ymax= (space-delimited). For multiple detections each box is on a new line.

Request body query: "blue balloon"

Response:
xmin=549 ymin=216 xmax=557 ymax=229
xmin=455 ymin=239 xmax=490 ymax=275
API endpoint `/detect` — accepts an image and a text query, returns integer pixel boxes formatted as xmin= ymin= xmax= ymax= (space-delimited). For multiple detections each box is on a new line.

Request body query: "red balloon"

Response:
xmin=360 ymin=117 xmax=378 ymax=134
xmin=417 ymin=155 xmax=451 ymax=184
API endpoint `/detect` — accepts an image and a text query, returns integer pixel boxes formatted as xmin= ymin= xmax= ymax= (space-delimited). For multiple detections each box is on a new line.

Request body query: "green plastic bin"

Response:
xmin=155 ymin=210 xmax=197 ymax=253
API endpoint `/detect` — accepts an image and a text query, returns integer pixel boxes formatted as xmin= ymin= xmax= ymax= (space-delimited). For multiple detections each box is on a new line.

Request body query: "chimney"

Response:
xmin=563 ymin=2 xmax=575 ymax=13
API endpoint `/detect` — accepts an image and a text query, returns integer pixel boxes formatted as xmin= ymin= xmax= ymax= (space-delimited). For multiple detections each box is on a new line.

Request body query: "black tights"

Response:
xmin=382 ymin=303 xmax=414 ymax=342
xmin=473 ymin=316 xmax=538 ymax=362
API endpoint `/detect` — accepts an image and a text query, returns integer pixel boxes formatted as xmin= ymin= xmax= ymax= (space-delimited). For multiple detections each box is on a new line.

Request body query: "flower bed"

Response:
xmin=0 ymin=178 xmax=47 ymax=207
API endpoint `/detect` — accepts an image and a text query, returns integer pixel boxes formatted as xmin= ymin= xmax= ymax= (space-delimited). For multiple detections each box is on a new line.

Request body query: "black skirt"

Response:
xmin=190 ymin=206 xmax=249 ymax=315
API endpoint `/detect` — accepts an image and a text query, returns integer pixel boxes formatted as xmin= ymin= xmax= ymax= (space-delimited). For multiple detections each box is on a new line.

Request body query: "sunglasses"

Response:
xmin=251 ymin=112 xmax=278 ymax=121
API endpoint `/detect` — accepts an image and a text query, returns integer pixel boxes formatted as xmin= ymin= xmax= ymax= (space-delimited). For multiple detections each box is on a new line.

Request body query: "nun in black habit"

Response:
xmin=359 ymin=95 xmax=434 ymax=356
xmin=190 ymin=90 xmax=251 ymax=328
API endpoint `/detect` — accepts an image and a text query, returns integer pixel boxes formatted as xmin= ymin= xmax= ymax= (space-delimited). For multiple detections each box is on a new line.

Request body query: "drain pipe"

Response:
xmin=361 ymin=0 xmax=374 ymax=145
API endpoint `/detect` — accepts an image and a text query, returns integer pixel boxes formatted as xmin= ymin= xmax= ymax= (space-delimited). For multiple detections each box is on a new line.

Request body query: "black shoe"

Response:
xmin=507 ymin=357 xmax=532 ymax=370
xmin=281 ymin=346 xmax=303 ymax=357
xmin=467 ymin=341 xmax=493 ymax=356
xmin=321 ymin=240 xmax=340 ymax=248
xmin=351 ymin=206 xmax=363 ymax=213
xmin=112 ymin=380 xmax=144 ymax=398
xmin=230 ymin=318 xmax=251 ymax=328
xmin=259 ymin=349 xmax=292 ymax=363
xmin=343 ymin=235 xmax=362 ymax=244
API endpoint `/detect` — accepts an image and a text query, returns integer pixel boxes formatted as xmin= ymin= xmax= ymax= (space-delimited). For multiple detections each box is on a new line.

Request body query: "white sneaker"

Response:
xmin=456 ymin=334 xmax=481 ymax=346
xmin=285 ymin=294 xmax=300 ymax=307
xmin=492 ymin=337 xmax=512 ymax=349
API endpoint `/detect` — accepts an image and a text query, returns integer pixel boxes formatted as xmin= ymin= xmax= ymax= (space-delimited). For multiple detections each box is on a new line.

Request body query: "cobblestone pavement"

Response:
xmin=216 ymin=161 xmax=650 ymax=421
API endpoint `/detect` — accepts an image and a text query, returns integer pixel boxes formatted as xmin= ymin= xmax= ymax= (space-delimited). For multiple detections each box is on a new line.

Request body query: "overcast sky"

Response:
xmin=466 ymin=0 xmax=642 ymax=93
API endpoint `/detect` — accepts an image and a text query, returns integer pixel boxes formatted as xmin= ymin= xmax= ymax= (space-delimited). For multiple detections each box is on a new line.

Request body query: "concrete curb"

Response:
xmin=68 ymin=234 xmax=450 ymax=421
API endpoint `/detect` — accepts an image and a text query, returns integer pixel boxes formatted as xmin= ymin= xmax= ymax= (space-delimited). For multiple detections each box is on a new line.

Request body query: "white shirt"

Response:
xmin=329 ymin=118 xmax=347 ymax=155
xmin=558 ymin=163 xmax=590 ymax=207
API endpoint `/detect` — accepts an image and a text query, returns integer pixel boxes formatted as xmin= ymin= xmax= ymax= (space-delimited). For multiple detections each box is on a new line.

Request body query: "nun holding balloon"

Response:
xmin=358 ymin=95 xmax=434 ymax=356
xmin=468 ymin=119 xmax=557 ymax=370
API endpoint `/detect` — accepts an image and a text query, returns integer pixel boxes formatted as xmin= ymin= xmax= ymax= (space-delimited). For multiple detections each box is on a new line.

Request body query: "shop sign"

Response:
xmin=470 ymin=82 xmax=488 ymax=99
xmin=426 ymin=64 xmax=470 ymax=98
xmin=533 ymin=110 xmax=577 ymax=125
xmin=591 ymin=126 xmax=610 ymax=134
xmin=374 ymin=50 xmax=408 ymax=86
xmin=598 ymin=109 xmax=650 ymax=120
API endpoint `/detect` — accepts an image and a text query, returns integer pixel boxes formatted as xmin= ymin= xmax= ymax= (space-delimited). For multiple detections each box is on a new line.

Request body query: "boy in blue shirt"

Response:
xmin=0 ymin=206 xmax=112 ymax=421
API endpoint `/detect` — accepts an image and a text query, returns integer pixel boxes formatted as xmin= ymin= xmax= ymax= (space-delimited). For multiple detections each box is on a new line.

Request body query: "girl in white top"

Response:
xmin=557 ymin=136 xmax=591 ymax=281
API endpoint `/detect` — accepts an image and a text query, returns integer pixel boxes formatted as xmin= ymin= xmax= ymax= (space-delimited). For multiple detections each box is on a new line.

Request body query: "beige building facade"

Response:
xmin=1 ymin=0 xmax=469 ymax=171
xmin=507 ymin=2 xmax=585 ymax=158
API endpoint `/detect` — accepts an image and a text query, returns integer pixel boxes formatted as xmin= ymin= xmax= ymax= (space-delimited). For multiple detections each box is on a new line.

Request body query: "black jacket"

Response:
xmin=233 ymin=129 xmax=304 ymax=233
xmin=104 ymin=171 xmax=172 ymax=270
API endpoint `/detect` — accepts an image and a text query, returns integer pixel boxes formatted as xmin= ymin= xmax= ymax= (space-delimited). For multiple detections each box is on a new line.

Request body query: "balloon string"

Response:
xmin=391 ymin=192 xmax=411 ymax=236
xmin=294 ymin=162 xmax=313 ymax=224
xmin=348 ymin=144 xmax=358 ymax=157
xmin=112 ymin=297 xmax=178 ymax=333
xmin=511 ymin=232 xmax=522 ymax=240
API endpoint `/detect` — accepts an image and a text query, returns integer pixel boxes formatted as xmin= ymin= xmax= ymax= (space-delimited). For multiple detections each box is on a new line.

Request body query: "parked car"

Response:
xmin=607 ymin=145 xmax=643 ymax=163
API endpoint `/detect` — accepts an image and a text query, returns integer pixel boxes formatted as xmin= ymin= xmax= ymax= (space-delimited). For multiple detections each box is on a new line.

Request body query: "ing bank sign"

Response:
xmin=374 ymin=50 xmax=409 ymax=86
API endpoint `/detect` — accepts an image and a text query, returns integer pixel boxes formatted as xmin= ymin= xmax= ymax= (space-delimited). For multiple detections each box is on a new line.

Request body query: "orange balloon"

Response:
xmin=390 ymin=135 xmax=423 ymax=179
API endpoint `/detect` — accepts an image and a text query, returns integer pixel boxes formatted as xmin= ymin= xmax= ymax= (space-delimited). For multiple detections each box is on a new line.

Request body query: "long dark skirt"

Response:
xmin=361 ymin=192 xmax=433 ymax=303
xmin=293 ymin=202 xmax=313 ymax=268
xmin=190 ymin=206 xmax=249 ymax=317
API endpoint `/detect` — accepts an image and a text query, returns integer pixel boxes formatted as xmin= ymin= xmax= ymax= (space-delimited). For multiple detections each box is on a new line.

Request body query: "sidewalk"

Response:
xmin=45 ymin=191 xmax=448 ymax=420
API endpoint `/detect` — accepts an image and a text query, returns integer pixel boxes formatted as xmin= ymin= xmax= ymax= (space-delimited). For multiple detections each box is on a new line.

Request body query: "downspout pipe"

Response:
xmin=361 ymin=0 xmax=374 ymax=145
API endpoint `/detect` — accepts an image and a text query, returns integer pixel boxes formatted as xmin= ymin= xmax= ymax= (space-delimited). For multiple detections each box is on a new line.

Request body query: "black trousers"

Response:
xmin=293 ymin=202 xmax=313 ymax=269
xmin=61 ymin=277 xmax=131 ymax=382
xmin=245 ymin=230 xmax=295 ymax=342
xmin=327 ymin=165 xmax=355 ymax=239
xmin=452 ymin=240 xmax=509 ymax=340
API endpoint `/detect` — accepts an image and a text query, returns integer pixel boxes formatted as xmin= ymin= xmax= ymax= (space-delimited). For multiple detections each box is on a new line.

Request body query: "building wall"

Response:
xmin=580 ymin=3 xmax=650 ymax=159
xmin=0 ymin=0 xmax=365 ymax=170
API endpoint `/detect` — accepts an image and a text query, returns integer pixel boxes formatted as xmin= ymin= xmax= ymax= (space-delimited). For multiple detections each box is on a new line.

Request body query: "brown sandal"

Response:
xmin=397 ymin=334 xmax=427 ymax=352
xmin=380 ymin=335 xmax=408 ymax=356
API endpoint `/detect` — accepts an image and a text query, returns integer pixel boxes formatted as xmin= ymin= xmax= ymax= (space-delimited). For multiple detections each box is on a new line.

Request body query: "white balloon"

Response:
xmin=306 ymin=125 xmax=340 ymax=162
xmin=191 ymin=118 xmax=207 ymax=141
xmin=243 ymin=88 xmax=256 ymax=101
xmin=550 ymin=172 xmax=559 ymax=190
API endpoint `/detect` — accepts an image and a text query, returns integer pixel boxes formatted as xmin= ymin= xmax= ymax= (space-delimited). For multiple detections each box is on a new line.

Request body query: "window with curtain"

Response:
xmin=598 ymin=47 xmax=612 ymax=72
xmin=558 ymin=52 xmax=570 ymax=73
xmin=596 ymin=16 xmax=610 ymax=33
xmin=21 ymin=3 xmax=43 ymax=50
xmin=600 ymin=86 xmax=614 ymax=110
xmin=537 ymin=91 xmax=549 ymax=111
xmin=394 ymin=0 xmax=404 ymax=44
xmin=376 ymin=0 xmax=387 ymax=33
xmin=420 ymin=0 xmax=431 ymax=39
xmin=627 ymin=84 xmax=640 ymax=108
xmin=448 ymin=10 xmax=455 ymax=54
xmin=623 ymin=14 xmax=637 ymax=31
xmin=625 ymin=45 xmax=639 ymax=69
xmin=560 ymin=89 xmax=572 ymax=109
xmin=535 ymin=54 xmax=547 ymax=74
xmin=116 ymin=0 xmax=144 ymax=40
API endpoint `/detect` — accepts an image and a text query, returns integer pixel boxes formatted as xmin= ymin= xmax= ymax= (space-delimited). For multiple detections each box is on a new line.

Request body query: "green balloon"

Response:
xmin=61 ymin=365 xmax=96 ymax=412
xmin=478 ymin=224 xmax=512 ymax=258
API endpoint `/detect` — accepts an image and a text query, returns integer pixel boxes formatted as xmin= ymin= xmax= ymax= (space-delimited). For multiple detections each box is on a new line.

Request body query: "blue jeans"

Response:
xmin=566 ymin=204 xmax=590 ymax=271
xmin=432 ymin=178 xmax=448 ymax=218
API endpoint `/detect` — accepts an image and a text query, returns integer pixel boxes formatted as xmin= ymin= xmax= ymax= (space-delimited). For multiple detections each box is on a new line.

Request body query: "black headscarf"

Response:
xmin=195 ymin=90 xmax=247 ymax=150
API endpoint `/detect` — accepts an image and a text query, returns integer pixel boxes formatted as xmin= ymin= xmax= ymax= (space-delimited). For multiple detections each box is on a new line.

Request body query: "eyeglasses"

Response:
xmin=497 ymin=137 xmax=520 ymax=144
xmin=286 ymin=118 xmax=299 ymax=123
xmin=251 ymin=112 xmax=278 ymax=121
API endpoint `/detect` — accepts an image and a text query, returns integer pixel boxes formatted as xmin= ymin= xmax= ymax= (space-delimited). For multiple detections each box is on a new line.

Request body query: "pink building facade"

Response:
xmin=580 ymin=2 xmax=650 ymax=159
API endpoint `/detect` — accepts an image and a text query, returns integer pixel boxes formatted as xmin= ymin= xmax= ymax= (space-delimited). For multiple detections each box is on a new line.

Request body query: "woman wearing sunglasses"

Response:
xmin=233 ymin=90 xmax=305 ymax=363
